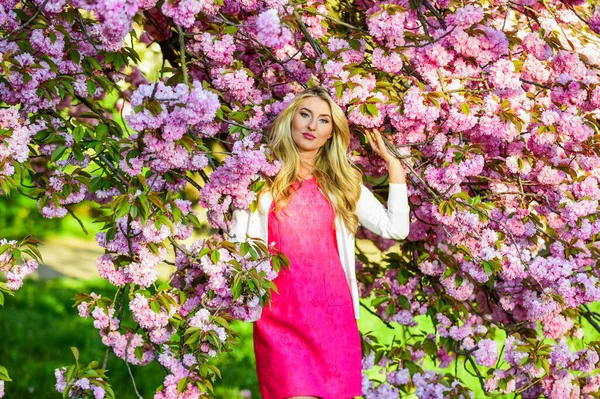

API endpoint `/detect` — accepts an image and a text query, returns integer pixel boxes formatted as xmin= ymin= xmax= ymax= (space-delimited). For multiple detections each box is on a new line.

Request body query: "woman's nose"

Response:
xmin=308 ymin=118 xmax=317 ymax=131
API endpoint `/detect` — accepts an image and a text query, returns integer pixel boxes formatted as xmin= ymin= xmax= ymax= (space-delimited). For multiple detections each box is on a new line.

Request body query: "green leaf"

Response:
xmin=0 ymin=243 xmax=12 ymax=255
xmin=150 ymin=300 xmax=161 ymax=313
xmin=51 ymin=146 xmax=68 ymax=162
xmin=231 ymin=276 xmax=242 ymax=300
xmin=240 ymin=242 xmax=250 ymax=257
xmin=70 ymin=347 xmax=80 ymax=362
xmin=372 ymin=296 xmax=388 ymax=307
xmin=461 ymin=102 xmax=470 ymax=115
xmin=0 ymin=365 xmax=12 ymax=381
xmin=86 ymin=56 xmax=102 ymax=71
xmin=366 ymin=103 xmax=379 ymax=116
xmin=177 ymin=377 xmax=188 ymax=393
xmin=207 ymin=364 xmax=222 ymax=379
xmin=398 ymin=295 xmax=411 ymax=310
xmin=184 ymin=330 xmax=200 ymax=346
xmin=348 ymin=39 xmax=362 ymax=51
xmin=96 ymin=123 xmax=108 ymax=140
xmin=70 ymin=50 xmax=81 ymax=64
xmin=498 ymin=378 xmax=507 ymax=390
xmin=210 ymin=250 xmax=220 ymax=264
xmin=252 ymin=180 xmax=265 ymax=193
xmin=223 ymin=26 xmax=238 ymax=35
xmin=86 ymin=80 xmax=97 ymax=96
xmin=336 ymin=83 xmax=344 ymax=100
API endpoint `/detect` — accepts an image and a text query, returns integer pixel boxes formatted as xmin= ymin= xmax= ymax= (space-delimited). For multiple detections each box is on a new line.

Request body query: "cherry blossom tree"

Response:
xmin=2 ymin=0 xmax=600 ymax=398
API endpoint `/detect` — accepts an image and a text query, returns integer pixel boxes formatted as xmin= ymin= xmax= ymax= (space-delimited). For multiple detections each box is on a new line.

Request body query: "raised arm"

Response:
xmin=356 ymin=183 xmax=410 ymax=239
xmin=359 ymin=129 xmax=410 ymax=239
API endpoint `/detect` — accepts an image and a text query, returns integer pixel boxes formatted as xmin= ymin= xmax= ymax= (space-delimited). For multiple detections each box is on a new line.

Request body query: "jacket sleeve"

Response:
xmin=356 ymin=183 xmax=410 ymax=240
xmin=227 ymin=208 xmax=251 ymax=242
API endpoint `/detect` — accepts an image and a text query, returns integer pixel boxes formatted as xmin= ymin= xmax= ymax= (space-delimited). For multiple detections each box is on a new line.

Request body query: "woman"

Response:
xmin=228 ymin=86 xmax=410 ymax=399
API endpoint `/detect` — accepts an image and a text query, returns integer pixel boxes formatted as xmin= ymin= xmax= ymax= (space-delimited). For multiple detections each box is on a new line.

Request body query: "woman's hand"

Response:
xmin=366 ymin=129 xmax=407 ymax=184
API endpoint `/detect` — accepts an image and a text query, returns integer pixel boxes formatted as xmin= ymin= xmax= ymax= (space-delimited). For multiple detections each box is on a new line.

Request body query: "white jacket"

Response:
xmin=227 ymin=183 xmax=410 ymax=319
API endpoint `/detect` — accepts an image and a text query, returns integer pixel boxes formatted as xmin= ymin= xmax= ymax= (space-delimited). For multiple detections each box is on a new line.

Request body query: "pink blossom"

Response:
xmin=211 ymin=68 xmax=255 ymax=103
xmin=488 ymin=59 xmax=521 ymax=90
xmin=196 ymin=32 xmax=235 ymax=64
xmin=368 ymin=9 xmax=405 ymax=49
xmin=551 ymin=51 xmax=588 ymax=81
xmin=93 ymin=0 xmax=140 ymax=51
xmin=328 ymin=37 xmax=365 ymax=64
xmin=522 ymin=33 xmax=553 ymax=60
xmin=161 ymin=0 xmax=201 ymax=28
xmin=447 ymin=4 xmax=484 ymax=28
xmin=523 ymin=54 xmax=551 ymax=83
xmin=372 ymin=48 xmax=403 ymax=74
xmin=255 ymin=9 xmax=293 ymax=49
xmin=473 ymin=339 xmax=498 ymax=367
xmin=536 ymin=165 xmax=565 ymax=185
xmin=4 ymin=259 xmax=38 ymax=290
xmin=591 ymin=8 xmax=600 ymax=34
xmin=30 ymin=28 xmax=65 ymax=57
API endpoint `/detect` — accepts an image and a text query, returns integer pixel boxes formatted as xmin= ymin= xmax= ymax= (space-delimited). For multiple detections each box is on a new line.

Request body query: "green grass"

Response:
xmin=0 ymin=278 xmax=258 ymax=399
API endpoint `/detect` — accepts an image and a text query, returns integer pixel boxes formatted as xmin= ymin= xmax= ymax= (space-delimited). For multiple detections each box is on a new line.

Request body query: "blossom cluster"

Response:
xmin=200 ymin=134 xmax=280 ymax=229
xmin=55 ymin=367 xmax=109 ymax=399
xmin=75 ymin=234 xmax=285 ymax=398
xmin=0 ymin=107 xmax=43 ymax=191
xmin=0 ymin=238 xmax=39 ymax=291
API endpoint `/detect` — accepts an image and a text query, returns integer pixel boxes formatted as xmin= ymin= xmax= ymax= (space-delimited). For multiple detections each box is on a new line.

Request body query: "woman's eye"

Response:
xmin=320 ymin=119 xmax=329 ymax=124
xmin=300 ymin=112 xmax=310 ymax=118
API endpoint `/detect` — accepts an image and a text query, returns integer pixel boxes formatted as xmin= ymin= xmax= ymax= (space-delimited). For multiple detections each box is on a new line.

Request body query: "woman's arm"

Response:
xmin=356 ymin=183 xmax=410 ymax=239
xmin=358 ymin=129 xmax=410 ymax=239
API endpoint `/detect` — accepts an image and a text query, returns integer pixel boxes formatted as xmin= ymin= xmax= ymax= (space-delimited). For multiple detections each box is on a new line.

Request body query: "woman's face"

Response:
xmin=290 ymin=96 xmax=333 ymax=161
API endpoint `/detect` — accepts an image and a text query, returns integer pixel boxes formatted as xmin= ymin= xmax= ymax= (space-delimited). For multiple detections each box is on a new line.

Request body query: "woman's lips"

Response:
xmin=302 ymin=133 xmax=316 ymax=140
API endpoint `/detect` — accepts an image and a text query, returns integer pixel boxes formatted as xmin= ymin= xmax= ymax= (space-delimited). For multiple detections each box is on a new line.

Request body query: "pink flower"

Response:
xmin=473 ymin=339 xmax=498 ymax=367
xmin=94 ymin=0 xmax=140 ymax=51
xmin=54 ymin=368 xmax=67 ymax=393
xmin=523 ymin=54 xmax=551 ymax=83
xmin=5 ymin=259 xmax=38 ymax=290
xmin=212 ymin=68 xmax=255 ymax=103
xmin=536 ymin=165 xmax=564 ymax=185
xmin=591 ymin=8 xmax=600 ymax=34
xmin=447 ymin=4 xmax=484 ymax=28
xmin=368 ymin=9 xmax=405 ymax=49
xmin=197 ymin=32 xmax=235 ymax=64
xmin=161 ymin=0 xmax=201 ymax=28
xmin=328 ymin=37 xmax=365 ymax=64
xmin=551 ymin=51 xmax=588 ymax=81
xmin=30 ymin=28 xmax=65 ymax=57
xmin=488 ymin=59 xmax=521 ymax=90
xmin=255 ymin=9 xmax=293 ymax=49
xmin=372 ymin=48 xmax=403 ymax=74
xmin=522 ymin=32 xmax=553 ymax=60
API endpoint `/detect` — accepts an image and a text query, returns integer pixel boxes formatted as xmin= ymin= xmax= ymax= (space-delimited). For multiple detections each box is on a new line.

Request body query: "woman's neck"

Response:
xmin=298 ymin=154 xmax=316 ymax=180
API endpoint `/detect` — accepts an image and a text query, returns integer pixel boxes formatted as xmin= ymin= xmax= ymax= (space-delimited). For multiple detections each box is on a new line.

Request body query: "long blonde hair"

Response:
xmin=265 ymin=86 xmax=362 ymax=233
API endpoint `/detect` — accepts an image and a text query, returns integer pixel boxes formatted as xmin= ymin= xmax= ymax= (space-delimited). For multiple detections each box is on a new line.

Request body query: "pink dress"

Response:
xmin=253 ymin=178 xmax=362 ymax=399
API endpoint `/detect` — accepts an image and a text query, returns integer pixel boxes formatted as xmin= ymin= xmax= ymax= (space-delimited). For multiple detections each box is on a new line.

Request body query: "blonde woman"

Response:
xmin=228 ymin=86 xmax=410 ymax=399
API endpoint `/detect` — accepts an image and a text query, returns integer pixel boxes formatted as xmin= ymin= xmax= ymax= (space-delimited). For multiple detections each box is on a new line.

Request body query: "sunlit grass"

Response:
xmin=0 ymin=278 xmax=257 ymax=399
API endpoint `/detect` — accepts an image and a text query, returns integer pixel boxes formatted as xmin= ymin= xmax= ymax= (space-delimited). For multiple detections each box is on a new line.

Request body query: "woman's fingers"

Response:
xmin=365 ymin=131 xmax=378 ymax=153
xmin=371 ymin=129 xmax=392 ymax=160
xmin=373 ymin=130 xmax=386 ymax=153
